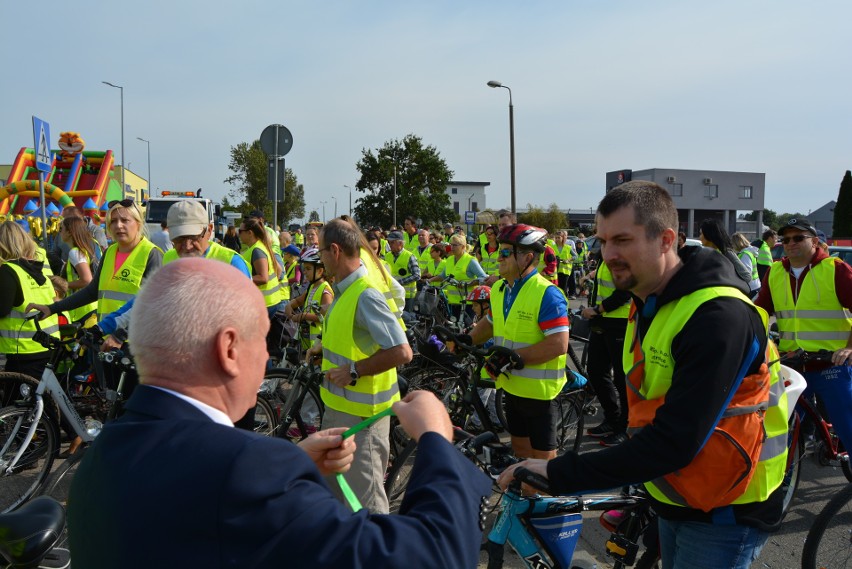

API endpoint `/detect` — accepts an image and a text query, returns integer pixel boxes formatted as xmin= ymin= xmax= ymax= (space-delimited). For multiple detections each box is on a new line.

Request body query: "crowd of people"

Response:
xmin=0 ymin=181 xmax=850 ymax=568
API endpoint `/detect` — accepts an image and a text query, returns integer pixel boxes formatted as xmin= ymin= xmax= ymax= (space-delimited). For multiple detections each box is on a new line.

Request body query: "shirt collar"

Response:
xmin=148 ymin=386 xmax=234 ymax=427
xmin=333 ymin=262 xmax=367 ymax=296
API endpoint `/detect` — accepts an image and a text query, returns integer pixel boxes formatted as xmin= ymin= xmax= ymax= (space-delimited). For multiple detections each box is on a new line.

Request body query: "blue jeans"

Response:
xmin=802 ymin=365 xmax=852 ymax=451
xmin=658 ymin=519 xmax=769 ymax=569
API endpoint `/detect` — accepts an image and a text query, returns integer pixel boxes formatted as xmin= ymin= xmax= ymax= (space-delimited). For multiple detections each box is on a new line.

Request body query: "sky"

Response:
xmin=2 ymin=1 xmax=851 ymax=223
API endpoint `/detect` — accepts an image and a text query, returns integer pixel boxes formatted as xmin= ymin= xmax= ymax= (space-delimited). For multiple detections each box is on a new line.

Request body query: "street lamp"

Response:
xmin=487 ymin=80 xmax=516 ymax=215
xmin=320 ymin=200 xmax=327 ymax=223
xmin=343 ymin=184 xmax=352 ymax=216
xmin=331 ymin=196 xmax=338 ymax=219
xmin=102 ymin=81 xmax=125 ymax=193
xmin=137 ymin=137 xmax=150 ymax=200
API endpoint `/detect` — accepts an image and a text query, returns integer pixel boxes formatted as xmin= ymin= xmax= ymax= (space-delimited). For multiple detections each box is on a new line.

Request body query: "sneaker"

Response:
xmin=600 ymin=432 xmax=628 ymax=447
xmin=587 ymin=421 xmax=615 ymax=438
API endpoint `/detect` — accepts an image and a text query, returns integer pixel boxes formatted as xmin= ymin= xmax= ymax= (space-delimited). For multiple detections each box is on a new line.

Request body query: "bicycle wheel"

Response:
xmin=385 ymin=439 xmax=417 ymax=514
xmin=252 ymin=395 xmax=279 ymax=436
xmin=0 ymin=372 xmax=60 ymax=425
xmin=40 ymin=447 xmax=85 ymax=506
xmin=276 ymin=377 xmax=323 ymax=442
xmin=0 ymin=405 xmax=58 ymax=513
xmin=555 ymin=389 xmax=585 ymax=453
xmin=802 ymin=482 xmax=852 ymax=569
xmin=780 ymin=414 xmax=804 ymax=518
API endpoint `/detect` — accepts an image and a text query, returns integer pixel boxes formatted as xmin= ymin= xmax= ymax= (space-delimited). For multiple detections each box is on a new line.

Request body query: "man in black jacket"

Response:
xmin=500 ymin=181 xmax=787 ymax=569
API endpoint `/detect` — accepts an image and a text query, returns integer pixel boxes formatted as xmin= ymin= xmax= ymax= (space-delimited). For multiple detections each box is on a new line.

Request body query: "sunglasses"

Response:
xmin=107 ymin=199 xmax=135 ymax=209
xmin=780 ymin=234 xmax=814 ymax=245
xmin=498 ymin=248 xmax=514 ymax=258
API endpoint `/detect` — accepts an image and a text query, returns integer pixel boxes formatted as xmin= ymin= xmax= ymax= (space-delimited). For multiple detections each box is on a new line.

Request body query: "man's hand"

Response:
xmin=298 ymin=427 xmax=356 ymax=476
xmin=833 ymin=347 xmax=852 ymax=366
xmin=325 ymin=365 xmax=352 ymax=388
xmin=26 ymin=303 xmax=52 ymax=319
xmin=484 ymin=275 xmax=500 ymax=286
xmin=496 ymin=459 xmax=550 ymax=491
xmin=101 ymin=335 xmax=123 ymax=353
xmin=392 ymin=390 xmax=453 ymax=443
xmin=581 ymin=307 xmax=598 ymax=320
xmin=304 ymin=341 xmax=323 ymax=364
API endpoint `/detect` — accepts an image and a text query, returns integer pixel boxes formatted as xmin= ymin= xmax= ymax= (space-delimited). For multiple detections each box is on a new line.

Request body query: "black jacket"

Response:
xmin=548 ymin=246 xmax=784 ymax=531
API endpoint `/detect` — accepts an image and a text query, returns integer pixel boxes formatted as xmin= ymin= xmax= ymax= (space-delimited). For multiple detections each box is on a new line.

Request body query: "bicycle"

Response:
xmin=0 ymin=318 xmax=130 ymax=512
xmin=458 ymin=431 xmax=656 ymax=569
xmin=801 ymin=481 xmax=852 ymax=569
xmin=0 ymin=495 xmax=69 ymax=568
xmin=259 ymin=363 xmax=324 ymax=442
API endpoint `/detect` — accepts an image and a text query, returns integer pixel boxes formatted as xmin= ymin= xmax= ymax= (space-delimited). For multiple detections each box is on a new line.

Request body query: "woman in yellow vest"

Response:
xmin=430 ymin=234 xmax=487 ymax=321
xmin=477 ymin=225 xmax=500 ymax=277
xmin=30 ymin=199 xmax=163 ymax=351
xmin=239 ymin=217 xmax=285 ymax=318
xmin=422 ymin=242 xmax=447 ymax=279
xmin=59 ymin=216 xmax=98 ymax=326
xmin=0 ymin=221 xmax=60 ymax=381
xmin=282 ymin=247 xmax=333 ymax=352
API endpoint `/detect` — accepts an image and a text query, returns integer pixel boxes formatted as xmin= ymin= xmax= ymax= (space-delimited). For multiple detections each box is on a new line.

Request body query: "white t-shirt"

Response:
xmin=68 ymin=248 xmax=89 ymax=273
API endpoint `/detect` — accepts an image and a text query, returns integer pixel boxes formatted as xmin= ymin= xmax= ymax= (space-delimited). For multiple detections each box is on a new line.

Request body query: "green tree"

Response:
xmin=308 ymin=210 xmax=320 ymax=223
xmin=517 ymin=203 xmax=568 ymax=234
xmin=775 ymin=211 xmax=806 ymax=230
xmin=224 ymin=140 xmax=305 ymax=227
xmin=833 ymin=170 xmax=852 ymax=238
xmin=353 ymin=134 xmax=455 ymax=228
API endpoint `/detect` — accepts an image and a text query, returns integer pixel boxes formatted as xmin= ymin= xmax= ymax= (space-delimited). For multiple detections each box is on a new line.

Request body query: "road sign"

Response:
xmin=32 ymin=116 xmax=52 ymax=172
xmin=464 ymin=210 xmax=476 ymax=224
xmin=267 ymin=157 xmax=286 ymax=202
xmin=259 ymin=124 xmax=293 ymax=156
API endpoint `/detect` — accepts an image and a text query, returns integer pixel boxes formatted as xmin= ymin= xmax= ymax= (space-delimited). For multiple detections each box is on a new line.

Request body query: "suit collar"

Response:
xmin=123 ymin=385 xmax=214 ymax=423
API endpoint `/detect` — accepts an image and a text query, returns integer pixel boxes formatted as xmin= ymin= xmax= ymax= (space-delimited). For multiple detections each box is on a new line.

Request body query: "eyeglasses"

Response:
xmin=172 ymin=227 xmax=208 ymax=248
xmin=107 ymin=199 xmax=135 ymax=209
xmin=238 ymin=228 xmax=251 ymax=233
xmin=318 ymin=245 xmax=332 ymax=253
xmin=498 ymin=248 xmax=514 ymax=258
xmin=781 ymin=234 xmax=814 ymax=245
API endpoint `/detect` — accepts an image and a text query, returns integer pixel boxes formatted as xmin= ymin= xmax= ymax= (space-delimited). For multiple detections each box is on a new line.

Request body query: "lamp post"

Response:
xmin=137 ymin=137 xmax=150 ymax=200
xmin=102 ymin=81 xmax=125 ymax=192
xmin=320 ymin=200 xmax=327 ymax=223
xmin=392 ymin=163 xmax=398 ymax=229
xmin=487 ymin=80 xmax=516 ymax=215
xmin=331 ymin=196 xmax=338 ymax=219
xmin=343 ymin=184 xmax=352 ymax=217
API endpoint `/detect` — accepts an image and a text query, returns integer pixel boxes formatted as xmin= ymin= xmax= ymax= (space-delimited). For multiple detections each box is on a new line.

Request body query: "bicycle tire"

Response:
xmin=780 ymin=414 xmax=804 ymax=519
xmin=0 ymin=405 xmax=59 ymax=513
xmin=801 ymin=482 xmax=852 ymax=569
xmin=40 ymin=446 xmax=85 ymax=506
xmin=276 ymin=376 xmax=323 ymax=442
xmin=567 ymin=344 xmax=587 ymax=378
xmin=252 ymin=395 xmax=279 ymax=436
xmin=385 ymin=439 xmax=418 ymax=514
xmin=0 ymin=372 xmax=60 ymax=426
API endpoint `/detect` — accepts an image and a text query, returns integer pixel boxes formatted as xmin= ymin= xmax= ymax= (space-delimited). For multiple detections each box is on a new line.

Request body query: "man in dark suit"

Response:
xmin=68 ymin=258 xmax=491 ymax=569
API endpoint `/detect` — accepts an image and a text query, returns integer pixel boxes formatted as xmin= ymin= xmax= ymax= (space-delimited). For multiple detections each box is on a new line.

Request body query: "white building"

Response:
xmin=444 ymin=181 xmax=490 ymax=221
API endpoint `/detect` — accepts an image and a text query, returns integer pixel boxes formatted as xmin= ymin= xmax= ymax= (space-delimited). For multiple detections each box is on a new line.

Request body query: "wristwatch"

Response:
xmin=595 ymin=305 xmax=603 ymax=315
xmin=350 ymin=361 xmax=360 ymax=381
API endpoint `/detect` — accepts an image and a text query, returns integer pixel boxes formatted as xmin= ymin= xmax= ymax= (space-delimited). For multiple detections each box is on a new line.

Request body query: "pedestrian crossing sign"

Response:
xmin=32 ymin=116 xmax=52 ymax=173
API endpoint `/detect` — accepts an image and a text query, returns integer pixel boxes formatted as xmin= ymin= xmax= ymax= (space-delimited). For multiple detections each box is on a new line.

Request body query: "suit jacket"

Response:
xmin=68 ymin=385 xmax=491 ymax=568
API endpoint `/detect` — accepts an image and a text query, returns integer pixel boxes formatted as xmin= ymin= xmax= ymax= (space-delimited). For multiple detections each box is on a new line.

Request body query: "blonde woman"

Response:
xmin=60 ymin=216 xmax=98 ymax=325
xmin=430 ymin=233 xmax=487 ymax=320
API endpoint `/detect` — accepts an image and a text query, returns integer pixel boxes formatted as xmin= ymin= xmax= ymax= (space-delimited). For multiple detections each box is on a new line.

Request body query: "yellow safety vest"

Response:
xmin=97 ymin=239 xmax=158 ymax=319
xmin=596 ymin=262 xmax=630 ymax=319
xmin=768 ymin=258 xmax=852 ymax=352
xmin=385 ymin=249 xmax=416 ymax=299
xmin=479 ymin=245 xmax=500 ymax=277
xmin=293 ymin=233 xmax=304 ymax=246
xmin=0 ymin=263 xmax=59 ymax=355
xmin=321 ymin=277 xmax=400 ymax=416
xmin=555 ymin=244 xmax=574 ymax=275
xmin=444 ymin=253 xmax=474 ymax=305
xmin=301 ymin=280 xmax=331 ymax=349
xmin=240 ymin=241 xmax=283 ymax=308
xmin=403 ymin=232 xmax=419 ymax=253
xmin=65 ymin=247 xmax=98 ymax=323
xmin=414 ymin=245 xmax=432 ymax=275
xmin=359 ymin=248 xmax=405 ymax=325
xmin=623 ymin=287 xmax=787 ymax=510
xmin=427 ymin=258 xmax=446 ymax=278
xmin=490 ymin=273 xmax=567 ymax=400
xmin=35 ymin=247 xmax=54 ymax=277
xmin=757 ymin=241 xmax=773 ymax=267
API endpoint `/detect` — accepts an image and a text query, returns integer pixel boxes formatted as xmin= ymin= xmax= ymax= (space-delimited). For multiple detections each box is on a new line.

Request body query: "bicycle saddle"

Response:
xmin=0 ymin=496 xmax=65 ymax=567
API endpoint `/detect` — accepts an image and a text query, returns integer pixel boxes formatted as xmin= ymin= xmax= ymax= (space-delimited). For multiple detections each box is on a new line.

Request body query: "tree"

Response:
xmin=224 ymin=140 xmax=305 ymax=228
xmin=518 ymin=203 xmax=568 ymax=234
xmin=308 ymin=210 xmax=320 ymax=223
xmin=833 ymin=170 xmax=852 ymax=239
xmin=353 ymin=134 xmax=455 ymax=229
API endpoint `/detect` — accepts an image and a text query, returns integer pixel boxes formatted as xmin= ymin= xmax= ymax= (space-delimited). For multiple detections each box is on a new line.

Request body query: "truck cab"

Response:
xmin=144 ymin=191 xmax=218 ymax=237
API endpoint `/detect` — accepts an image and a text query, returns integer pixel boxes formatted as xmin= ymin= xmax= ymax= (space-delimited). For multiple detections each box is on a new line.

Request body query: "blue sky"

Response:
xmin=2 ymin=1 xmax=850 ymax=222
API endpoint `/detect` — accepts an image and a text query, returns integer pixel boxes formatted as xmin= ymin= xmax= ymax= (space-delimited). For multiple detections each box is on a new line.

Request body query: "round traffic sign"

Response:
xmin=259 ymin=124 xmax=293 ymax=156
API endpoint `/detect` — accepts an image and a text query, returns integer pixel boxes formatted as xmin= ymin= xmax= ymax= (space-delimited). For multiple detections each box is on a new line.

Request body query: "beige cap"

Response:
xmin=167 ymin=200 xmax=208 ymax=238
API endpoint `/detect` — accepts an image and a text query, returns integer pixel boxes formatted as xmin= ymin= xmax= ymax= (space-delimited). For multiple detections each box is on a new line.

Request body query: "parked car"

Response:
xmin=829 ymin=245 xmax=852 ymax=265
xmin=772 ymin=243 xmax=785 ymax=261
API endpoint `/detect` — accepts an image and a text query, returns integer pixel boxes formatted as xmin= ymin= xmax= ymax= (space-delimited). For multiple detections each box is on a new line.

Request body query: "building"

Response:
xmin=607 ymin=168 xmax=766 ymax=238
xmin=809 ymin=200 xmax=836 ymax=238
xmin=444 ymin=181 xmax=489 ymax=221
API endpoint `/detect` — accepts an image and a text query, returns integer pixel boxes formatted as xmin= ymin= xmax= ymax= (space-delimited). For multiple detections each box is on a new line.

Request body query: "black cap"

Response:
xmin=778 ymin=217 xmax=817 ymax=236
xmin=248 ymin=210 xmax=264 ymax=219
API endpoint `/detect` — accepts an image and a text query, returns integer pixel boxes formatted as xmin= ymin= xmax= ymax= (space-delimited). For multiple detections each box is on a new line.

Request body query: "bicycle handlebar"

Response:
xmin=432 ymin=325 xmax=519 ymax=363
xmin=454 ymin=429 xmax=553 ymax=494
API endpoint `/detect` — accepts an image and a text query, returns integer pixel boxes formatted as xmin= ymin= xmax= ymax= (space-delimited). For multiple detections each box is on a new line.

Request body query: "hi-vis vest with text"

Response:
xmin=490 ymin=274 xmax=567 ymax=400
xmin=596 ymin=262 xmax=630 ymax=319
xmin=624 ymin=286 xmax=787 ymax=513
xmin=65 ymin=248 xmax=98 ymax=323
xmin=0 ymin=263 xmax=60 ymax=355
xmin=768 ymin=257 xmax=852 ymax=353
xmin=97 ymin=239 xmax=158 ymax=319
xmin=240 ymin=241 xmax=283 ymax=308
xmin=444 ymin=253 xmax=474 ymax=305
xmin=385 ymin=249 xmax=416 ymax=299
xmin=321 ymin=277 xmax=400 ymax=416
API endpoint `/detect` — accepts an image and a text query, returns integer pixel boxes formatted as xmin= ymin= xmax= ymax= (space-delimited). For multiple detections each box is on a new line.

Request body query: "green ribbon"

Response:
xmin=336 ymin=407 xmax=396 ymax=512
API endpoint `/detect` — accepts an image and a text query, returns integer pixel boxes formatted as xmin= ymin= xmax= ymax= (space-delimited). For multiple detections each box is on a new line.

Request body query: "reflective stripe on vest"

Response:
xmin=97 ymin=240 xmax=157 ymax=319
xmin=65 ymin=247 xmax=98 ymax=323
xmin=738 ymin=249 xmax=759 ymax=281
xmin=555 ymin=244 xmax=574 ymax=275
xmin=768 ymin=258 xmax=852 ymax=352
xmin=490 ymin=273 xmax=567 ymax=399
xmin=623 ymin=287 xmax=787 ymax=511
xmin=321 ymin=277 xmax=400 ymax=416
xmin=480 ymin=246 xmax=500 ymax=277
xmin=757 ymin=241 xmax=773 ymax=266
xmin=305 ymin=280 xmax=331 ymax=342
xmin=0 ymin=263 xmax=60 ymax=354
xmin=385 ymin=249 xmax=416 ymax=299
xmin=444 ymin=253 xmax=473 ymax=305
xmin=415 ymin=246 xmax=432 ymax=274
xmin=240 ymin=241 xmax=283 ymax=307
xmin=596 ymin=262 xmax=630 ymax=319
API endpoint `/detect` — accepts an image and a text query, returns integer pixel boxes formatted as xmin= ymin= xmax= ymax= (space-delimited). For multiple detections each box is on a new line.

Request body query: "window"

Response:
xmin=451 ymin=188 xmax=458 ymax=195
xmin=670 ymin=183 xmax=683 ymax=197
xmin=705 ymin=185 xmax=719 ymax=199
xmin=453 ymin=201 xmax=459 ymax=215
xmin=472 ymin=202 xmax=478 ymax=211
xmin=739 ymin=186 xmax=753 ymax=199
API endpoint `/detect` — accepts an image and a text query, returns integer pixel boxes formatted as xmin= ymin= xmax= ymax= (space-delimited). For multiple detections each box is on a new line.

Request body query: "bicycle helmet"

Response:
xmin=498 ymin=224 xmax=547 ymax=252
xmin=299 ymin=247 xmax=323 ymax=266
xmin=466 ymin=285 xmax=491 ymax=303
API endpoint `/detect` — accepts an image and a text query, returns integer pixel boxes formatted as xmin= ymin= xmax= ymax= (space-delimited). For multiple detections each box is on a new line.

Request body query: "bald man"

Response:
xmin=67 ymin=258 xmax=490 ymax=569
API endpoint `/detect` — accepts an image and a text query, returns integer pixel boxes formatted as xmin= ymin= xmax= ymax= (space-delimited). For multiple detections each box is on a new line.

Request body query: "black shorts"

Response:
xmin=502 ymin=392 xmax=558 ymax=451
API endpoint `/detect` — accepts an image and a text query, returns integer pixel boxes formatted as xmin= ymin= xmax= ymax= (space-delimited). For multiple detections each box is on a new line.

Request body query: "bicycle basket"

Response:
xmin=528 ymin=512 xmax=583 ymax=568
xmin=412 ymin=287 xmax=440 ymax=315
xmin=569 ymin=314 xmax=591 ymax=342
